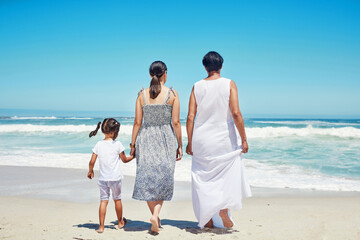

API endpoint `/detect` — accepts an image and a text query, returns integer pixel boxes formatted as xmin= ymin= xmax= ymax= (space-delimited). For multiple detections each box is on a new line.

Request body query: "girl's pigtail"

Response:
xmin=89 ymin=122 xmax=101 ymax=138
xmin=112 ymin=121 xmax=120 ymax=140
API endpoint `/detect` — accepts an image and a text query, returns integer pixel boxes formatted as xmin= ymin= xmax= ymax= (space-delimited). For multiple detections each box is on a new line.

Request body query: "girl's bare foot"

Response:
xmin=219 ymin=209 xmax=233 ymax=228
xmin=118 ymin=217 xmax=127 ymax=229
xmin=150 ymin=216 xmax=159 ymax=233
xmin=96 ymin=227 xmax=104 ymax=233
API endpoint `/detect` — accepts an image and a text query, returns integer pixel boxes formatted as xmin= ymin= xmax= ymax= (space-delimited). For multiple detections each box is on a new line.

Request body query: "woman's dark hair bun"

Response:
xmin=149 ymin=61 xmax=167 ymax=99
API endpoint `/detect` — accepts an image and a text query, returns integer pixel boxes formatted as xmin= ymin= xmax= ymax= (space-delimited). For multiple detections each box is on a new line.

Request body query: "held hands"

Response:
xmin=176 ymin=146 xmax=183 ymax=161
xmin=127 ymin=152 xmax=135 ymax=162
xmin=241 ymin=140 xmax=249 ymax=153
xmin=87 ymin=170 xmax=94 ymax=179
xmin=130 ymin=146 xmax=136 ymax=157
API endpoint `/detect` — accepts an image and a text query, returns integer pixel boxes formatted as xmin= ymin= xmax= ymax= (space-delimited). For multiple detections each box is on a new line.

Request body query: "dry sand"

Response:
xmin=0 ymin=166 xmax=359 ymax=240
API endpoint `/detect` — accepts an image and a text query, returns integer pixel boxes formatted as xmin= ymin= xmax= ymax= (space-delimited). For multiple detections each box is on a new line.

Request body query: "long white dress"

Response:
xmin=191 ymin=77 xmax=252 ymax=228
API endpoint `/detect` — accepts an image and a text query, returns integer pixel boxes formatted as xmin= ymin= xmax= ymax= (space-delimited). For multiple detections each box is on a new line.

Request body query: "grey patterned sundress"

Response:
xmin=132 ymin=87 xmax=178 ymax=201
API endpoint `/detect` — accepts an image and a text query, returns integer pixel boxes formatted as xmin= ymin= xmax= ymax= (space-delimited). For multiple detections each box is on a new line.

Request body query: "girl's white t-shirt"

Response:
xmin=92 ymin=140 xmax=125 ymax=181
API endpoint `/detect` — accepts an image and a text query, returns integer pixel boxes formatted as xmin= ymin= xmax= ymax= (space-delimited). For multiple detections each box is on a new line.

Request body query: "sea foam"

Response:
xmin=246 ymin=126 xmax=360 ymax=138
xmin=1 ymin=124 xmax=360 ymax=139
xmin=1 ymin=150 xmax=359 ymax=191
xmin=11 ymin=116 xmax=58 ymax=120
xmin=254 ymin=120 xmax=360 ymax=126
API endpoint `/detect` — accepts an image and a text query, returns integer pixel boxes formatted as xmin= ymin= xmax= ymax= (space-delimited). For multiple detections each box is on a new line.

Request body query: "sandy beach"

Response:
xmin=1 ymin=165 xmax=360 ymax=240
xmin=2 ymin=0 xmax=360 ymax=239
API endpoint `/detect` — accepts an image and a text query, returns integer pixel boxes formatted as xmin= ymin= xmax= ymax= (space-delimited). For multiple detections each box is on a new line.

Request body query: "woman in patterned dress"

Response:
xmin=130 ymin=61 xmax=183 ymax=233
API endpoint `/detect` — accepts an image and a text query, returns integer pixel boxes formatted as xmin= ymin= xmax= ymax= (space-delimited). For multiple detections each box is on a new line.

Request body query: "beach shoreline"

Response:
xmin=1 ymin=165 xmax=360 ymax=239
xmin=1 ymin=165 xmax=359 ymax=202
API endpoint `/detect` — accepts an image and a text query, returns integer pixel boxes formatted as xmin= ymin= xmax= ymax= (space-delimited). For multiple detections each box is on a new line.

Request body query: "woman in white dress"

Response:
xmin=186 ymin=51 xmax=251 ymax=229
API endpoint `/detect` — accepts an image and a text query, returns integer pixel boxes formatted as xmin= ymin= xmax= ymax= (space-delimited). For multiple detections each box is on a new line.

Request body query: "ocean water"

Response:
xmin=0 ymin=116 xmax=359 ymax=192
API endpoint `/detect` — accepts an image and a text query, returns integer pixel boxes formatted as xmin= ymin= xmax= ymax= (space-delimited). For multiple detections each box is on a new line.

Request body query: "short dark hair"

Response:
xmin=202 ymin=51 xmax=223 ymax=72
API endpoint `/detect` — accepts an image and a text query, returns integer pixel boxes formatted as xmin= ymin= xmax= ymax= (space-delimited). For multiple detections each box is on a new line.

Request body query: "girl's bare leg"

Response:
xmin=97 ymin=200 xmax=108 ymax=233
xmin=219 ymin=208 xmax=234 ymax=228
xmin=147 ymin=200 xmax=163 ymax=233
xmin=114 ymin=200 xmax=126 ymax=228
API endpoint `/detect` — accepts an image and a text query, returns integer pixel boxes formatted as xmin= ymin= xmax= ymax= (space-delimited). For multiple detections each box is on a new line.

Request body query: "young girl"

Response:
xmin=88 ymin=118 xmax=134 ymax=233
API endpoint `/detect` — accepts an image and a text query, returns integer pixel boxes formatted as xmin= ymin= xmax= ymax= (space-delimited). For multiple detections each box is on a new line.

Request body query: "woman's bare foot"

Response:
xmin=118 ymin=217 xmax=127 ymax=229
xmin=96 ymin=227 xmax=104 ymax=233
xmin=150 ymin=216 xmax=159 ymax=233
xmin=204 ymin=219 xmax=214 ymax=228
xmin=219 ymin=209 xmax=233 ymax=228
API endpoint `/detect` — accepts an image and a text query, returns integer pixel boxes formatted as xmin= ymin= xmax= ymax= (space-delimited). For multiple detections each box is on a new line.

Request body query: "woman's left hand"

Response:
xmin=130 ymin=147 xmax=136 ymax=156
xmin=241 ymin=141 xmax=249 ymax=153
xmin=176 ymin=146 xmax=183 ymax=161
xmin=186 ymin=144 xmax=193 ymax=155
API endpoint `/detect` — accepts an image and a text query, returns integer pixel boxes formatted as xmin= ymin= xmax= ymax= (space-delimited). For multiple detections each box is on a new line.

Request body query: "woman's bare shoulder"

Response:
xmin=229 ymin=79 xmax=237 ymax=89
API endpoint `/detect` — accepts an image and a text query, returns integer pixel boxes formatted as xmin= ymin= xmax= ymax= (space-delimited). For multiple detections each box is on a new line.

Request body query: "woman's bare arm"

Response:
xmin=229 ymin=80 xmax=248 ymax=153
xmin=186 ymin=87 xmax=197 ymax=155
xmin=171 ymin=90 xmax=183 ymax=161
xmin=130 ymin=95 xmax=143 ymax=155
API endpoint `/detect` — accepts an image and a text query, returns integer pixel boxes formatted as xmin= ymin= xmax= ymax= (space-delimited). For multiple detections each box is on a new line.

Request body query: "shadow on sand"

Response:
xmin=74 ymin=219 xmax=238 ymax=236
xmin=110 ymin=218 xmax=198 ymax=232
xmin=73 ymin=222 xmax=116 ymax=230
xmin=185 ymin=226 xmax=239 ymax=235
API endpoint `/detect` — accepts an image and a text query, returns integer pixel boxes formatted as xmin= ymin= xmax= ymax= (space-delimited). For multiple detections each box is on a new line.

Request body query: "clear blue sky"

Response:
xmin=1 ymin=0 xmax=359 ymax=117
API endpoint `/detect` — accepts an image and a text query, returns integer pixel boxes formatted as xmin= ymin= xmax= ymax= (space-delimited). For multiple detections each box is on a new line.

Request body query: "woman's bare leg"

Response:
xmin=147 ymin=200 xmax=163 ymax=233
xmin=205 ymin=219 xmax=214 ymax=228
xmin=146 ymin=201 xmax=162 ymax=228
xmin=219 ymin=208 xmax=233 ymax=228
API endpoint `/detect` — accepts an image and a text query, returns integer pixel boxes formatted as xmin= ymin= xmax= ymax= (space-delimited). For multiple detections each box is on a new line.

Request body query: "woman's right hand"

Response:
xmin=186 ymin=144 xmax=193 ymax=155
xmin=176 ymin=146 xmax=183 ymax=161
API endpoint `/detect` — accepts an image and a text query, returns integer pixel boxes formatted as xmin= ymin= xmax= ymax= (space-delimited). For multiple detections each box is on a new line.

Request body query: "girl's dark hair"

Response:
xmin=149 ymin=61 xmax=167 ymax=99
xmin=202 ymin=51 xmax=224 ymax=72
xmin=89 ymin=118 xmax=120 ymax=140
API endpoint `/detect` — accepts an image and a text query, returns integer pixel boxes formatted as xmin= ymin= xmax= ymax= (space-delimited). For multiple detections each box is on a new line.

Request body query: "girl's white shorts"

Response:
xmin=98 ymin=180 xmax=122 ymax=201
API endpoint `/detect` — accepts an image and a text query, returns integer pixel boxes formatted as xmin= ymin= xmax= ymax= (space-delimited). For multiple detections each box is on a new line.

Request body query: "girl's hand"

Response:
xmin=186 ymin=144 xmax=193 ymax=155
xmin=87 ymin=171 xmax=94 ymax=179
xmin=241 ymin=141 xmax=249 ymax=153
xmin=176 ymin=146 xmax=183 ymax=161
